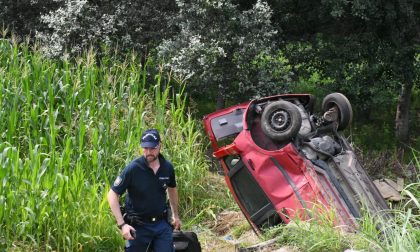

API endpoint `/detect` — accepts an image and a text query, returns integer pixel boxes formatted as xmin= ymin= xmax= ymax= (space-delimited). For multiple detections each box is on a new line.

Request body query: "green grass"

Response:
xmin=262 ymin=207 xmax=419 ymax=252
xmin=0 ymin=36 xmax=229 ymax=251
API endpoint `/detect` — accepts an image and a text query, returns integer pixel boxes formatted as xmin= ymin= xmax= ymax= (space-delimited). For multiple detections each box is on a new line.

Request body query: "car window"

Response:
xmin=228 ymin=158 xmax=282 ymax=228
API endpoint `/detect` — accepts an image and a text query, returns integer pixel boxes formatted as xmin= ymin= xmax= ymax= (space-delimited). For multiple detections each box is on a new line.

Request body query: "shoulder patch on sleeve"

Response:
xmin=113 ymin=176 xmax=123 ymax=187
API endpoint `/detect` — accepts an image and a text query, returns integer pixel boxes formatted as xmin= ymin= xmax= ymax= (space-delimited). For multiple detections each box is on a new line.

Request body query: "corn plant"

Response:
xmin=0 ymin=36 xmax=220 ymax=251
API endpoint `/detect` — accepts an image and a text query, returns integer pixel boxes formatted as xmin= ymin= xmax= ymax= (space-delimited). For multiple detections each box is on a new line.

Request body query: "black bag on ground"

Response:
xmin=173 ymin=230 xmax=201 ymax=252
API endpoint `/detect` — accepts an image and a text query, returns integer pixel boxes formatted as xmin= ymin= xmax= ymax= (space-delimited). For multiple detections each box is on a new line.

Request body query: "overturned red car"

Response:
xmin=203 ymin=93 xmax=389 ymax=233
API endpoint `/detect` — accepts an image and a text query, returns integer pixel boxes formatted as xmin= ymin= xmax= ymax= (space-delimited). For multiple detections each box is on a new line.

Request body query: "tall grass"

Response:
xmin=0 ymin=37 xmax=217 ymax=251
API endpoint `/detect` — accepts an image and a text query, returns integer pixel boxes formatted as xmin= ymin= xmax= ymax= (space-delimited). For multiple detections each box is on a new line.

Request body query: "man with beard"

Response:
xmin=108 ymin=129 xmax=181 ymax=251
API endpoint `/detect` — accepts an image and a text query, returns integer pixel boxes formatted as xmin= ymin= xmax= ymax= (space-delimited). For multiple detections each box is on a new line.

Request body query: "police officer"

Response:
xmin=108 ymin=129 xmax=181 ymax=251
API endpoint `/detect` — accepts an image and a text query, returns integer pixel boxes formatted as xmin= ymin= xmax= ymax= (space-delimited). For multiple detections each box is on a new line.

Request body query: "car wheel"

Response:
xmin=322 ymin=93 xmax=353 ymax=131
xmin=261 ymin=100 xmax=302 ymax=142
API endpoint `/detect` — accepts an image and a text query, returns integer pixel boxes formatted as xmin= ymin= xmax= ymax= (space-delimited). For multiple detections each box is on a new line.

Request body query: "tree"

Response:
xmin=0 ymin=0 xmax=59 ymax=37
xmin=158 ymin=0 xmax=291 ymax=109
xmin=264 ymin=0 xmax=419 ymax=144
xmin=33 ymin=0 xmax=177 ymax=57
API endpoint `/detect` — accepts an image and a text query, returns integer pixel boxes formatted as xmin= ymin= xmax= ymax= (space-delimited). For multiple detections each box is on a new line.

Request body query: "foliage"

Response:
xmin=158 ymin=0 xmax=292 ymax=107
xmin=272 ymin=0 xmax=419 ymax=144
xmin=2 ymin=0 xmax=418 ymax=143
xmin=285 ymin=35 xmax=399 ymax=115
xmin=407 ymin=149 xmax=420 ymax=206
xmin=362 ymin=178 xmax=420 ymax=252
xmin=0 ymin=0 xmax=59 ymax=37
xmin=264 ymin=215 xmax=368 ymax=252
xmin=0 ymin=38 xmax=224 ymax=251
xmin=11 ymin=0 xmax=177 ymax=57
xmin=36 ymin=0 xmax=116 ymax=57
xmin=263 ymin=200 xmax=420 ymax=252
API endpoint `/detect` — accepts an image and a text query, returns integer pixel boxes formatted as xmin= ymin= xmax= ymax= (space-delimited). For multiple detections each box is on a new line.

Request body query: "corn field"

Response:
xmin=0 ymin=38 xmax=216 ymax=251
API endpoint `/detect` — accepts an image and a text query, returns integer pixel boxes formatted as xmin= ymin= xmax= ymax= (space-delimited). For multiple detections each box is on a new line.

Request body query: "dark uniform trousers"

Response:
xmin=125 ymin=219 xmax=174 ymax=252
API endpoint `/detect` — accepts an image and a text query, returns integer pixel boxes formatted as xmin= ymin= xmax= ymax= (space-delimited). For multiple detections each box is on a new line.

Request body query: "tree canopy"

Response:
xmin=1 ymin=0 xmax=419 ymax=145
xmin=158 ymin=0 xmax=293 ymax=108
xmin=266 ymin=0 xmax=419 ymax=143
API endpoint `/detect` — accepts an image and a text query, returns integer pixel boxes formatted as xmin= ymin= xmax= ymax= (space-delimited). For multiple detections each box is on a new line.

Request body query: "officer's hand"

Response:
xmin=172 ymin=217 xmax=181 ymax=230
xmin=121 ymin=224 xmax=136 ymax=240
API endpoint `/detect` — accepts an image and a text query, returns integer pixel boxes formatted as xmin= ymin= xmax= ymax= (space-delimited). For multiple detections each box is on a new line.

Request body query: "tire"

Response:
xmin=261 ymin=100 xmax=302 ymax=142
xmin=322 ymin=93 xmax=353 ymax=131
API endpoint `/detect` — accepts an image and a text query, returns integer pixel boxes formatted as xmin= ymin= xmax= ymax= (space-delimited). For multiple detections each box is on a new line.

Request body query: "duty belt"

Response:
xmin=123 ymin=211 xmax=168 ymax=226
xmin=142 ymin=212 xmax=167 ymax=223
